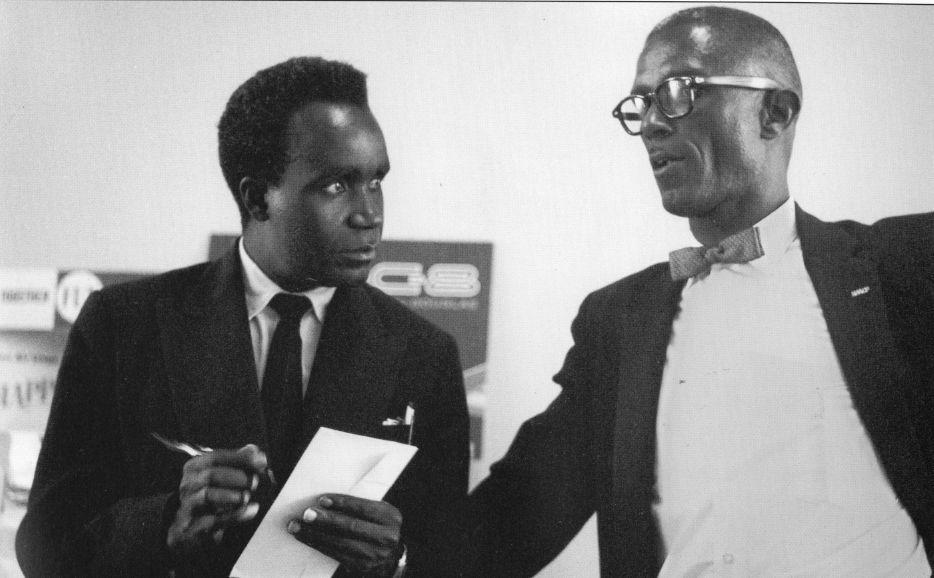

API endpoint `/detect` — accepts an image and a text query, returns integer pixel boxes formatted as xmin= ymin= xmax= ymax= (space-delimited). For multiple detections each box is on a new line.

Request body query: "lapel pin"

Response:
xmin=850 ymin=286 xmax=870 ymax=297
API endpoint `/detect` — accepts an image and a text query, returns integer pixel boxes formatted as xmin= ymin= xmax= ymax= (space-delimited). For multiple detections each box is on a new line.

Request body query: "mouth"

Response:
xmin=339 ymin=244 xmax=378 ymax=262
xmin=649 ymin=150 xmax=683 ymax=174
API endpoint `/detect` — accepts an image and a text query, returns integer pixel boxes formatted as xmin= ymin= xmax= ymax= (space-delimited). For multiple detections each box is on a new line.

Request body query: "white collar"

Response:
xmin=238 ymin=238 xmax=336 ymax=322
xmin=751 ymin=197 xmax=798 ymax=266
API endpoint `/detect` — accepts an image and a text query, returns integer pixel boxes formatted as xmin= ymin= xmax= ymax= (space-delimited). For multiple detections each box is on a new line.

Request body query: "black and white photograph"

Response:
xmin=1 ymin=2 xmax=932 ymax=576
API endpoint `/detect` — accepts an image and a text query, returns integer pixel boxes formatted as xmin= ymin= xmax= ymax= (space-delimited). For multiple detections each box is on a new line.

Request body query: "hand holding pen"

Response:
xmin=152 ymin=434 xmax=271 ymax=558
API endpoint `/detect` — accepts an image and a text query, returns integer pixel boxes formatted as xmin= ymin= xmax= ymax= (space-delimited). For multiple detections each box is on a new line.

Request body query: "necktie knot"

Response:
xmin=669 ymin=227 xmax=765 ymax=281
xmin=269 ymin=293 xmax=311 ymax=323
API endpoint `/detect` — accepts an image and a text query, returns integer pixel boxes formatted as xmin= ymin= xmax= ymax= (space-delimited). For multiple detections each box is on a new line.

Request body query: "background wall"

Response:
xmin=2 ymin=2 xmax=933 ymax=575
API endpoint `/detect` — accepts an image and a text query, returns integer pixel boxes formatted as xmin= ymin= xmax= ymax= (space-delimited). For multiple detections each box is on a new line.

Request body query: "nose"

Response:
xmin=348 ymin=188 xmax=383 ymax=229
xmin=640 ymin=100 xmax=673 ymax=141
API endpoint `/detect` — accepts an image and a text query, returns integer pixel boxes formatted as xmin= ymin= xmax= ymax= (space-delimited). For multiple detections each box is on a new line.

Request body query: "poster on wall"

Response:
xmin=0 ymin=269 xmax=151 ymax=434
xmin=209 ymin=235 xmax=493 ymax=460
xmin=0 ymin=266 xmax=150 ymax=551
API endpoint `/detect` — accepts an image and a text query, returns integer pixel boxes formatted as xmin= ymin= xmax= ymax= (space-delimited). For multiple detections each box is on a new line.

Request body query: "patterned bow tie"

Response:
xmin=669 ymin=227 xmax=765 ymax=281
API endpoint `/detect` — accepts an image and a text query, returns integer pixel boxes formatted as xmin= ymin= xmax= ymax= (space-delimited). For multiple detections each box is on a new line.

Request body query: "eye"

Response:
xmin=322 ymin=181 xmax=346 ymax=195
xmin=367 ymin=178 xmax=382 ymax=192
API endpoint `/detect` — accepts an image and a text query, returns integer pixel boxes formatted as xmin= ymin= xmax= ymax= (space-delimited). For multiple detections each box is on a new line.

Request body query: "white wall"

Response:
xmin=2 ymin=2 xmax=933 ymax=575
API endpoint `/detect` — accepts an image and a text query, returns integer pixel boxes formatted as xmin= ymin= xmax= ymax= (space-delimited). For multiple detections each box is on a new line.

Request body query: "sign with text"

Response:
xmin=0 ymin=269 xmax=150 ymax=432
xmin=0 ymin=268 xmax=58 ymax=331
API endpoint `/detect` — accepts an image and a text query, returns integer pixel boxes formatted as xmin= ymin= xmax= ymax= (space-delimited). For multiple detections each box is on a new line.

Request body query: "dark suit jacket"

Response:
xmin=16 ymin=246 xmax=470 ymax=577
xmin=469 ymin=207 xmax=934 ymax=577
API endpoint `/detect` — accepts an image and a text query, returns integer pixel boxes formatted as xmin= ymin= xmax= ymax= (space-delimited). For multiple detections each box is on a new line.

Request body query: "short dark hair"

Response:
xmin=649 ymin=6 xmax=802 ymax=99
xmin=218 ymin=56 xmax=368 ymax=223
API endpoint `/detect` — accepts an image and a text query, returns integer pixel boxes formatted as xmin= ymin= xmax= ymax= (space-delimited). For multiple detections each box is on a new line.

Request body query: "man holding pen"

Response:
xmin=16 ymin=56 xmax=469 ymax=577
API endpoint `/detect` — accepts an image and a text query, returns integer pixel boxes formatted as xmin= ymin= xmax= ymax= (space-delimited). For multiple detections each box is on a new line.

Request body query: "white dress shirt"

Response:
xmin=654 ymin=199 xmax=929 ymax=576
xmin=238 ymin=239 xmax=336 ymax=394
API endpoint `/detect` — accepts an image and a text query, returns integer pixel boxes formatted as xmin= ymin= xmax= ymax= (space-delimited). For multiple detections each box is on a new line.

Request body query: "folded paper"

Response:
xmin=231 ymin=427 xmax=417 ymax=578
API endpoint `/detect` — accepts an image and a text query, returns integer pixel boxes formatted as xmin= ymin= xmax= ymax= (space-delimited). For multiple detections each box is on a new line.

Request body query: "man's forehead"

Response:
xmin=284 ymin=102 xmax=387 ymax=167
xmin=633 ymin=40 xmax=704 ymax=89
xmin=289 ymin=101 xmax=364 ymax=132
xmin=632 ymin=23 xmax=746 ymax=89
xmin=687 ymin=24 xmax=715 ymax=53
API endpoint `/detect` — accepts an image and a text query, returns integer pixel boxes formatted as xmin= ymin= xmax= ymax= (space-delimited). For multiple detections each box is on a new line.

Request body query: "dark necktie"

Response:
xmin=262 ymin=293 xmax=311 ymax=485
xmin=669 ymin=227 xmax=765 ymax=281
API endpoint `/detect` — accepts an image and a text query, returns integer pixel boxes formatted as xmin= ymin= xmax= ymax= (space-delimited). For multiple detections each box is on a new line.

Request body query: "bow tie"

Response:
xmin=669 ymin=227 xmax=765 ymax=281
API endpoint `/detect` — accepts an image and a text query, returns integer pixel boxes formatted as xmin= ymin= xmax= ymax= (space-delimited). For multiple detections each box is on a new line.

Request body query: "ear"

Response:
xmin=760 ymin=89 xmax=801 ymax=139
xmin=239 ymin=177 xmax=270 ymax=222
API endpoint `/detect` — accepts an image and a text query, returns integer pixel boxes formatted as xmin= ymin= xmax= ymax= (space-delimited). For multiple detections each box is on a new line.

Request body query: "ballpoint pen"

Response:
xmin=150 ymin=432 xmax=277 ymax=486
xmin=150 ymin=432 xmax=211 ymax=457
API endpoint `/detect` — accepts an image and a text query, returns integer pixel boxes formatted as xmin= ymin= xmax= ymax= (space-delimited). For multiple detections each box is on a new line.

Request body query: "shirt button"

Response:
xmin=723 ymin=553 xmax=734 ymax=564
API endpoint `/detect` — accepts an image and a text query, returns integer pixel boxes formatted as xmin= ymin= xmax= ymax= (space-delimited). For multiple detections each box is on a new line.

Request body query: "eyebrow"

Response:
xmin=630 ymin=82 xmax=654 ymax=96
xmin=314 ymin=162 xmax=391 ymax=180
xmin=631 ymin=70 xmax=703 ymax=94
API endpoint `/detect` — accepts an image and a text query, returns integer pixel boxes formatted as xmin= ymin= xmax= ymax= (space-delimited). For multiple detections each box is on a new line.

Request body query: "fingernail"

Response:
xmin=318 ymin=496 xmax=332 ymax=508
xmin=287 ymin=520 xmax=300 ymax=534
xmin=237 ymin=502 xmax=260 ymax=521
xmin=242 ymin=491 xmax=251 ymax=505
xmin=302 ymin=508 xmax=317 ymax=522
xmin=251 ymin=474 xmax=259 ymax=491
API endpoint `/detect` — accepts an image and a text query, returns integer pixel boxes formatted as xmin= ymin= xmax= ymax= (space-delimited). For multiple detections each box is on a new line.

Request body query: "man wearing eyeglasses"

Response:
xmin=468 ymin=6 xmax=933 ymax=576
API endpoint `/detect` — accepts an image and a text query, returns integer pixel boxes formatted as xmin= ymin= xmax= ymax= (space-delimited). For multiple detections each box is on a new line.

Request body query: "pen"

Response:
xmin=404 ymin=403 xmax=415 ymax=445
xmin=150 ymin=432 xmax=211 ymax=457
xmin=150 ymin=432 xmax=277 ymax=486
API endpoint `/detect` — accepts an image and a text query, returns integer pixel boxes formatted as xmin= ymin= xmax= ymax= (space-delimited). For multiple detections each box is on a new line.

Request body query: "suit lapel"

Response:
xmin=611 ymin=268 xmax=684 ymax=563
xmin=303 ymin=286 xmax=405 ymax=439
xmin=156 ymin=247 xmax=266 ymax=449
xmin=797 ymin=207 xmax=924 ymax=503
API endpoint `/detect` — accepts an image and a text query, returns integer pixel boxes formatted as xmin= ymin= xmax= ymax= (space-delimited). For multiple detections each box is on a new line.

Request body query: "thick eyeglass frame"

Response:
xmin=612 ymin=75 xmax=784 ymax=136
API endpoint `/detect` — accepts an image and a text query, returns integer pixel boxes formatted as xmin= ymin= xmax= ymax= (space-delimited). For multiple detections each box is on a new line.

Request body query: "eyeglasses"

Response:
xmin=612 ymin=75 xmax=784 ymax=136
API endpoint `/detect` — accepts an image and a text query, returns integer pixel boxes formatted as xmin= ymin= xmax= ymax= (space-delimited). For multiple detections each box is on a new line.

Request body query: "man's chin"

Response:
xmin=659 ymin=189 xmax=695 ymax=218
xmin=280 ymin=268 xmax=369 ymax=290
xmin=322 ymin=266 xmax=373 ymax=288
xmin=658 ymin=184 xmax=718 ymax=219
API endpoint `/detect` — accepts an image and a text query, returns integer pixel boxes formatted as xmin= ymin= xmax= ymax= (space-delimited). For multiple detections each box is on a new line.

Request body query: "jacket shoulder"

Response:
xmin=583 ymin=261 xmax=671 ymax=310
xmin=797 ymin=206 xmax=933 ymax=255
xmin=870 ymin=211 xmax=934 ymax=283
xmin=360 ymin=284 xmax=456 ymax=343
xmin=871 ymin=211 xmax=934 ymax=253
xmin=90 ymin=261 xmax=212 ymax=314
xmin=872 ymin=210 xmax=934 ymax=233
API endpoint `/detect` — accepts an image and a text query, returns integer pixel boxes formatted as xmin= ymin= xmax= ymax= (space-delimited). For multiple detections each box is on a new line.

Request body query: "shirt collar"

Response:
xmin=238 ymin=238 xmax=336 ymax=323
xmin=752 ymin=196 xmax=798 ymax=265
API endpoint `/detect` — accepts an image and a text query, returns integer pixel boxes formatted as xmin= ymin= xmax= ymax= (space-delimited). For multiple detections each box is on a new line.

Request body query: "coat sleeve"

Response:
xmin=872 ymin=211 xmax=934 ymax=538
xmin=15 ymin=291 xmax=174 ymax=577
xmin=465 ymin=293 xmax=603 ymax=577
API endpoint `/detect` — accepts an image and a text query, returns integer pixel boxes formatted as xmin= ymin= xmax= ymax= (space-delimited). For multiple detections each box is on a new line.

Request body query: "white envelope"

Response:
xmin=231 ymin=427 xmax=417 ymax=578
